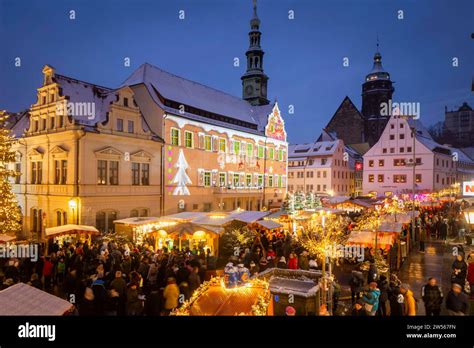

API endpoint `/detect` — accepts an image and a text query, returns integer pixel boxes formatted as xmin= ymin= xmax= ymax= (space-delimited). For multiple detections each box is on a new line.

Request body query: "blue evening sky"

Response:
xmin=1 ymin=0 xmax=473 ymax=143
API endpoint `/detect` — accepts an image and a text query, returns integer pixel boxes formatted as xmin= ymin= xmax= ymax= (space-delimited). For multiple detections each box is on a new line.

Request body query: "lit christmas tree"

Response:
xmin=0 ymin=113 xmax=22 ymax=235
xmin=294 ymin=191 xmax=305 ymax=211
xmin=305 ymin=191 xmax=315 ymax=210
xmin=172 ymin=149 xmax=192 ymax=195
xmin=281 ymin=192 xmax=295 ymax=213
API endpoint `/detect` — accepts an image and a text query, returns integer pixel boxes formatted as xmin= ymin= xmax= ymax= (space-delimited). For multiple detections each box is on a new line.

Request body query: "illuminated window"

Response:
xmin=378 ymin=159 xmax=384 ymax=167
xmin=268 ymin=147 xmax=274 ymax=160
xmin=368 ymin=174 xmax=374 ymax=183
xmin=204 ymin=171 xmax=211 ymax=187
xmin=247 ymin=143 xmax=253 ymax=157
xmin=234 ymin=141 xmax=241 ymax=155
xmin=185 ymin=131 xmax=194 ymax=148
xmin=204 ymin=135 xmax=212 ymax=151
xmin=258 ymin=145 xmax=264 ymax=158
xmin=378 ymin=174 xmax=384 ymax=183
xmin=219 ymin=138 xmax=226 ymax=153
xmin=415 ymin=174 xmax=422 ymax=183
xmin=171 ymin=128 xmax=180 ymax=146
xmin=369 ymin=160 xmax=374 ymax=167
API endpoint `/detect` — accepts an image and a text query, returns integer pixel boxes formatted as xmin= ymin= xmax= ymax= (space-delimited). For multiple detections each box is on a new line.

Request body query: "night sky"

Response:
xmin=1 ymin=0 xmax=473 ymax=144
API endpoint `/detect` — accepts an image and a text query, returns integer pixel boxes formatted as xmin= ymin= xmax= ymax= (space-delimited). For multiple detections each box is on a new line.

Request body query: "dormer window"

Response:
xmin=124 ymin=98 xmax=129 ymax=107
xmin=117 ymin=118 xmax=124 ymax=132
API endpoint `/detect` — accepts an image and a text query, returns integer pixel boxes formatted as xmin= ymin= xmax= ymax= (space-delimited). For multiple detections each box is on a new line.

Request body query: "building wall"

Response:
xmin=161 ymin=112 xmax=287 ymax=214
xmin=288 ymin=140 xmax=354 ymax=196
xmin=363 ymin=116 xmax=456 ymax=196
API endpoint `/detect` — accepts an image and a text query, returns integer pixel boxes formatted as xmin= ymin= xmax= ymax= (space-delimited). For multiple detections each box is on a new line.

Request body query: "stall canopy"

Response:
xmin=164 ymin=222 xmax=223 ymax=236
xmin=45 ymin=224 xmax=100 ymax=238
xmin=0 ymin=283 xmax=73 ymax=315
xmin=347 ymin=231 xmax=395 ymax=249
xmin=0 ymin=234 xmax=16 ymax=243
xmin=232 ymin=211 xmax=270 ymax=224
xmin=378 ymin=221 xmax=404 ymax=233
xmin=255 ymin=220 xmax=282 ymax=230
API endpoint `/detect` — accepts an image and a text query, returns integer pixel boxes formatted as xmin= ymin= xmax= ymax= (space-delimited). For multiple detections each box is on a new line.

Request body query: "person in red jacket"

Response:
xmin=42 ymin=256 xmax=54 ymax=290
xmin=288 ymin=252 xmax=298 ymax=270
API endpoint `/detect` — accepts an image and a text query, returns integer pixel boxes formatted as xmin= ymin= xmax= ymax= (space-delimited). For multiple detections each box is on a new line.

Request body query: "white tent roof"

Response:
xmin=0 ymin=234 xmax=16 ymax=243
xmin=45 ymin=224 xmax=100 ymax=237
xmin=255 ymin=220 xmax=282 ymax=230
xmin=0 ymin=283 xmax=73 ymax=315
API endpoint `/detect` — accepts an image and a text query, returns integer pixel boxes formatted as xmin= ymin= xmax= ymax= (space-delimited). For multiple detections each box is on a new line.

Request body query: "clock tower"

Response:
xmin=241 ymin=0 xmax=269 ymax=106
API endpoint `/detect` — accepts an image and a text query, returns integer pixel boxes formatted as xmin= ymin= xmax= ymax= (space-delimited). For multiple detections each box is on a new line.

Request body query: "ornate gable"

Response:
xmin=27 ymin=147 xmax=44 ymax=160
xmin=264 ymin=103 xmax=286 ymax=141
xmin=50 ymin=145 xmax=69 ymax=158
xmin=130 ymin=150 xmax=154 ymax=162
xmin=94 ymin=146 xmax=124 ymax=159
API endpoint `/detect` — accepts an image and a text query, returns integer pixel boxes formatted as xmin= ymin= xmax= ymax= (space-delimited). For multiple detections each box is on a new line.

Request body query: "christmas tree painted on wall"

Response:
xmin=172 ymin=149 xmax=192 ymax=195
xmin=0 ymin=113 xmax=22 ymax=235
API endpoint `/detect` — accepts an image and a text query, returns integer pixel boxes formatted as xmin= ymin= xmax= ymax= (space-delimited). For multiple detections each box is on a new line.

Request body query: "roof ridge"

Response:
xmin=55 ymin=73 xmax=113 ymax=91
xmin=143 ymin=62 xmax=258 ymax=106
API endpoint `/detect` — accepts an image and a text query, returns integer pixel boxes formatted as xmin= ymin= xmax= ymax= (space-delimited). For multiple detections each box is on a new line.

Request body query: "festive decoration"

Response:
xmin=219 ymin=224 xmax=255 ymax=257
xmin=172 ymin=276 xmax=271 ymax=316
xmin=172 ymin=149 xmax=192 ymax=195
xmin=293 ymin=191 xmax=305 ymax=211
xmin=265 ymin=103 xmax=286 ymax=141
xmin=0 ymin=113 xmax=22 ymax=236
xmin=281 ymin=192 xmax=294 ymax=213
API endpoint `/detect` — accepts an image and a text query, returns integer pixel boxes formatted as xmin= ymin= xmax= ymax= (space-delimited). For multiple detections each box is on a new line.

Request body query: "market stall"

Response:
xmin=0 ymin=234 xmax=16 ymax=244
xmin=163 ymin=222 xmax=223 ymax=256
xmin=44 ymin=224 xmax=100 ymax=245
xmin=0 ymin=283 xmax=74 ymax=315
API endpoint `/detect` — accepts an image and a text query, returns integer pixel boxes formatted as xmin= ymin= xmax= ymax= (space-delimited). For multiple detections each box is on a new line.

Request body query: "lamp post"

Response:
xmin=68 ymin=198 xmax=78 ymax=224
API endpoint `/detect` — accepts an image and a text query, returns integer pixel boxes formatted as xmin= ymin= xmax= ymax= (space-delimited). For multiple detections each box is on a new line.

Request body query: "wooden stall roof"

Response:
xmin=255 ymin=220 xmax=282 ymax=230
xmin=45 ymin=224 xmax=100 ymax=238
xmin=347 ymin=231 xmax=395 ymax=248
xmin=0 ymin=234 xmax=16 ymax=243
xmin=0 ymin=283 xmax=73 ymax=315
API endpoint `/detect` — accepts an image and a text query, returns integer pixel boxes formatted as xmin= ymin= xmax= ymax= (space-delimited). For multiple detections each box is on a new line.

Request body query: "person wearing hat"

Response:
xmin=352 ymin=299 xmax=368 ymax=316
xmin=362 ymin=282 xmax=380 ymax=316
xmin=285 ymin=305 xmax=296 ymax=316
xmin=400 ymin=283 xmax=417 ymax=316
xmin=445 ymin=282 xmax=469 ymax=316
xmin=277 ymin=256 xmax=287 ymax=269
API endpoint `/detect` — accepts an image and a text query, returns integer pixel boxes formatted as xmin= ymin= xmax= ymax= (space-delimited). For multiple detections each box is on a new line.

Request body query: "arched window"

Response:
xmin=130 ymin=208 xmax=149 ymax=218
xmin=254 ymin=56 xmax=259 ymax=68
xmin=31 ymin=208 xmax=42 ymax=233
xmin=130 ymin=209 xmax=139 ymax=218
xmin=56 ymin=210 xmax=67 ymax=226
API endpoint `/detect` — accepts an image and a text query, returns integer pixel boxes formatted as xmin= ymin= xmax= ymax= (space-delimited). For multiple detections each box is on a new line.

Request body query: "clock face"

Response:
xmin=245 ymin=85 xmax=254 ymax=96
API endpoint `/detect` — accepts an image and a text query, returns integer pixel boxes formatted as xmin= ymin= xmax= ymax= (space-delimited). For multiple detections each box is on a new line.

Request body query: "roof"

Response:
xmin=122 ymin=63 xmax=275 ymax=134
xmin=288 ymin=140 xmax=339 ymax=158
xmin=54 ymin=74 xmax=116 ymax=126
xmin=0 ymin=283 xmax=73 ymax=315
xmin=347 ymin=231 xmax=395 ymax=248
xmin=255 ymin=220 xmax=282 ymax=230
xmin=45 ymin=224 xmax=100 ymax=238
xmin=322 ymin=96 xmax=364 ymax=138
xmin=3 ymin=110 xmax=30 ymax=138
xmin=0 ymin=234 xmax=16 ymax=243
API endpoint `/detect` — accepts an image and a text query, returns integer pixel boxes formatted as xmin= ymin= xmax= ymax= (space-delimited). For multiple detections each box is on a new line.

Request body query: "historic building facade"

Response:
xmin=362 ymin=114 xmax=474 ymax=196
xmin=444 ymin=102 xmax=474 ymax=147
xmin=287 ymin=136 xmax=355 ymax=197
xmin=9 ymin=65 xmax=164 ymax=239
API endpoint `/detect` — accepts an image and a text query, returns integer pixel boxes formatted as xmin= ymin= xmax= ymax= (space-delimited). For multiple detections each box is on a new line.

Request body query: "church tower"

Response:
xmin=361 ymin=45 xmax=394 ymax=145
xmin=241 ymin=0 xmax=269 ymax=106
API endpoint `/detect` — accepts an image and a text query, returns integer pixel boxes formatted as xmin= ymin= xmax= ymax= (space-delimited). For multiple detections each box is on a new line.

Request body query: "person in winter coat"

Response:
xmin=28 ymin=273 xmax=43 ymax=290
xmin=349 ymin=270 xmax=364 ymax=304
xmin=126 ymin=281 xmax=143 ymax=316
xmin=421 ymin=277 xmax=443 ymax=316
xmin=266 ymin=247 xmax=276 ymax=266
xmin=277 ymin=256 xmax=287 ymax=269
xmin=298 ymin=251 xmax=309 ymax=270
xmin=162 ymin=277 xmax=180 ymax=315
xmin=439 ymin=220 xmax=448 ymax=240
xmin=42 ymin=256 xmax=54 ymax=290
xmin=362 ymin=282 xmax=381 ymax=316
xmin=400 ymin=283 xmax=417 ymax=316
xmin=446 ymin=283 xmax=469 ymax=315
xmin=367 ymin=261 xmax=378 ymax=284
xmin=288 ymin=252 xmax=298 ymax=270
xmin=377 ymin=275 xmax=390 ymax=316
xmin=308 ymin=258 xmax=318 ymax=271
xmin=188 ymin=266 xmax=201 ymax=295
xmin=467 ymin=255 xmax=474 ymax=290
xmin=388 ymin=286 xmax=405 ymax=316
xmin=451 ymin=254 xmax=468 ymax=286
xmin=79 ymin=287 xmax=96 ymax=316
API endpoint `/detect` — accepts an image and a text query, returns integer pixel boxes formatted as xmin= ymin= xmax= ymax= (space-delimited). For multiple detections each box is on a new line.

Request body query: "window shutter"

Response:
xmin=229 ymin=140 xmax=234 ymax=154
xmin=211 ymin=169 xmax=218 ymax=186
xmin=198 ymin=133 xmax=204 ymax=149
xmin=197 ymin=169 xmax=204 ymax=186
xmin=228 ymin=171 xmax=234 ymax=186
xmin=212 ymin=136 xmax=218 ymax=152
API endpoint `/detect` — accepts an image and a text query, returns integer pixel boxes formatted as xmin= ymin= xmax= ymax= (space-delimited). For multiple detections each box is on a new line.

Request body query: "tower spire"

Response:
xmin=241 ymin=0 xmax=269 ymax=106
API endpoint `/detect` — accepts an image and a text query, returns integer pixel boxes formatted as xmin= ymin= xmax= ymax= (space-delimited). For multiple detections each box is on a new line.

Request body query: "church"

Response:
xmin=322 ymin=46 xmax=395 ymax=149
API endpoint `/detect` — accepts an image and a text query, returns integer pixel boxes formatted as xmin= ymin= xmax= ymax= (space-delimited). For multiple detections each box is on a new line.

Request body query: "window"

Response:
xmin=56 ymin=210 xmax=67 ymax=226
xmin=393 ymin=175 xmax=407 ymax=183
xmin=390 ymin=124 xmax=395 ymax=129
xmin=323 ymin=171 xmax=327 ymax=178
xmin=141 ymin=163 xmax=149 ymax=185
xmin=278 ymin=149 xmax=284 ymax=161
xmin=96 ymin=211 xmax=117 ymax=233
xmin=117 ymin=118 xmax=124 ymax=132
xmin=123 ymin=97 xmax=129 ymax=107
xmin=97 ymin=160 xmax=107 ymax=185
xmin=219 ymin=138 xmax=226 ymax=153
xmin=378 ymin=174 xmax=384 ymax=183
xmin=128 ymin=120 xmax=134 ymax=133
xmin=246 ymin=174 xmax=252 ymax=187
xmin=268 ymin=175 xmax=273 ymax=187
xmin=378 ymin=159 xmax=384 ymax=167
xmin=247 ymin=143 xmax=253 ymax=158
xmin=390 ymin=135 xmax=395 ymax=140
xmin=15 ymin=163 xmax=21 ymax=184
xmin=132 ymin=163 xmax=140 ymax=185
xmin=204 ymin=135 xmax=212 ymax=151
xmin=368 ymin=174 xmax=374 ymax=183
xmin=58 ymin=115 xmax=64 ymax=128
xmin=257 ymin=174 xmax=263 ymax=187
xmin=317 ymin=184 xmax=321 ymax=191
xmin=394 ymin=159 xmax=406 ymax=166
xmin=268 ymin=147 xmax=274 ymax=160
xmin=382 ymin=148 xmax=387 ymax=154
xmin=390 ymin=148 xmax=395 ymax=153
xmin=317 ymin=171 xmax=321 ymax=178
xmin=31 ymin=162 xmax=42 ymax=184
xmin=42 ymin=118 xmax=47 ymax=130
xmin=323 ymin=184 xmax=327 ymax=191
xmin=185 ymin=131 xmax=194 ymax=148
xmin=369 ymin=160 xmax=374 ymax=167
xmin=54 ymin=160 xmax=61 ymax=184
xmin=400 ymin=123 xmax=404 ymax=128
xmin=321 ymin=158 xmax=327 ymax=165
xmin=109 ymin=161 xmax=119 ymax=185
xmin=278 ymin=175 xmax=282 ymax=188
xmin=400 ymin=147 xmax=405 ymax=153
xmin=399 ymin=134 xmax=405 ymax=140
xmin=204 ymin=171 xmax=211 ymax=187
xmin=234 ymin=141 xmax=241 ymax=155
xmin=407 ymin=147 xmax=412 ymax=153
xmin=436 ymin=174 xmax=439 ymax=183
xmin=219 ymin=172 xmax=226 ymax=186
xmin=233 ymin=173 xmax=240 ymax=187
xmin=50 ymin=117 xmax=55 ymax=129
xmin=171 ymin=128 xmax=180 ymax=146
xmin=415 ymin=174 xmax=422 ymax=183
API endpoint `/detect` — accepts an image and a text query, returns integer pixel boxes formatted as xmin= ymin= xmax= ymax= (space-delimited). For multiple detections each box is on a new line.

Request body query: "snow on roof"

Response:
xmin=0 ymin=234 xmax=16 ymax=243
xmin=289 ymin=140 xmax=338 ymax=158
xmin=0 ymin=283 xmax=73 ymax=315
xmin=55 ymin=74 xmax=116 ymax=126
xmin=121 ymin=63 xmax=274 ymax=133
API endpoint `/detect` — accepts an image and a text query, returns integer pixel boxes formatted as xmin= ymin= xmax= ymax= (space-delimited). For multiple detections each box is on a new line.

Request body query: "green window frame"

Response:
xmin=185 ymin=131 xmax=193 ymax=148
xmin=268 ymin=147 xmax=274 ymax=160
xmin=246 ymin=174 xmax=252 ymax=187
xmin=204 ymin=171 xmax=211 ymax=187
xmin=219 ymin=138 xmax=226 ymax=153
xmin=233 ymin=141 xmax=241 ymax=155
xmin=171 ymin=128 xmax=180 ymax=146
xmin=204 ymin=135 xmax=212 ymax=151
xmin=247 ymin=143 xmax=253 ymax=158
xmin=258 ymin=145 xmax=264 ymax=158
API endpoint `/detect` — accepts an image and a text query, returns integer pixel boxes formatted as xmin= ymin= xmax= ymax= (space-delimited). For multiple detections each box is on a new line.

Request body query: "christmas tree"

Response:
xmin=294 ymin=191 xmax=306 ymax=211
xmin=305 ymin=191 xmax=315 ymax=210
xmin=172 ymin=149 xmax=192 ymax=195
xmin=0 ymin=113 xmax=22 ymax=235
xmin=314 ymin=196 xmax=322 ymax=209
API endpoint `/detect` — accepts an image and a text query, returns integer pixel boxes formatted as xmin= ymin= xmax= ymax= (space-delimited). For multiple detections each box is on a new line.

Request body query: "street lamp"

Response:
xmin=68 ymin=198 xmax=78 ymax=224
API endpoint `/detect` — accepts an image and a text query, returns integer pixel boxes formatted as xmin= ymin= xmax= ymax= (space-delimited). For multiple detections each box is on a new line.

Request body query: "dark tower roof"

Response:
xmin=365 ymin=44 xmax=391 ymax=82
